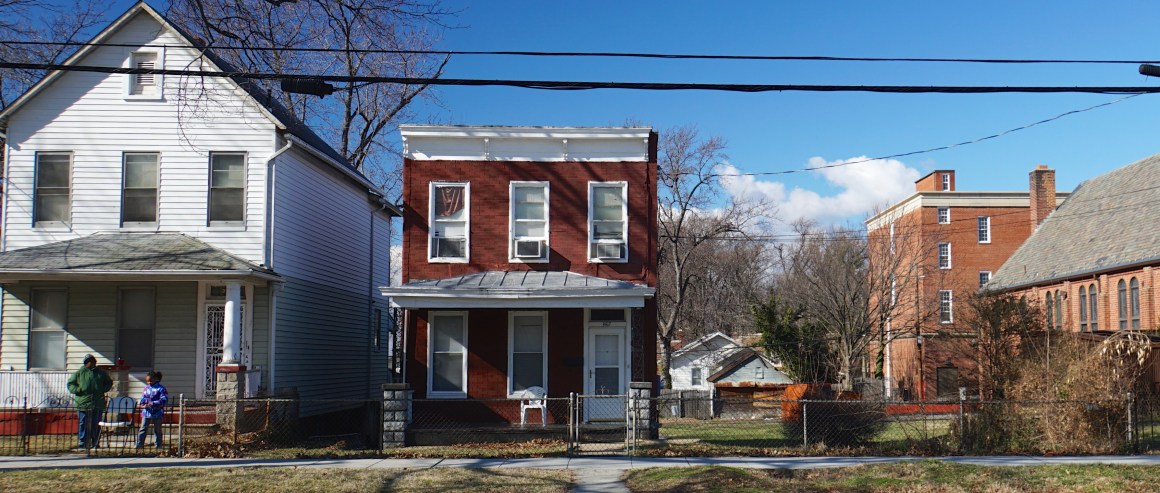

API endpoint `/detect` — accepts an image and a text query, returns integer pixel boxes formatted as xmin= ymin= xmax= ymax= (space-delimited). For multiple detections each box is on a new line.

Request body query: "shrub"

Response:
xmin=782 ymin=396 xmax=887 ymax=447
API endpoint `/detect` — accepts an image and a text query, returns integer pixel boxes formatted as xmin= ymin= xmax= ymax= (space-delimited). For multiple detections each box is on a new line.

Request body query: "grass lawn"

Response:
xmin=624 ymin=461 xmax=1160 ymax=492
xmin=649 ymin=418 xmax=951 ymax=455
xmin=0 ymin=467 xmax=572 ymax=493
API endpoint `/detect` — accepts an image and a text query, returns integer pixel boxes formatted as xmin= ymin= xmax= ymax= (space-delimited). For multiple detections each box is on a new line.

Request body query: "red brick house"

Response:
xmin=988 ymin=153 xmax=1160 ymax=389
xmin=381 ymin=125 xmax=658 ymax=423
xmin=865 ymin=168 xmax=1067 ymax=401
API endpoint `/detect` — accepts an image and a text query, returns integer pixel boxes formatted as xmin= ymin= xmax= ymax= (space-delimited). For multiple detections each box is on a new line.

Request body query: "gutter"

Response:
xmin=991 ymin=253 xmax=1160 ymax=293
xmin=0 ymin=269 xmax=282 ymax=281
xmin=264 ymin=138 xmax=294 ymax=269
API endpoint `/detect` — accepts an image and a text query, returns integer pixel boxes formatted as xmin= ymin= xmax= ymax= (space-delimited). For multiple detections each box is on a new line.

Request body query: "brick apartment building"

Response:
xmin=381 ymin=125 xmax=658 ymax=424
xmin=866 ymin=167 xmax=1067 ymax=401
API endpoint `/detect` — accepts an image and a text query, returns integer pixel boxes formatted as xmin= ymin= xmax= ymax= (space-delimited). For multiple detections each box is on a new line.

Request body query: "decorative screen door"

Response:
xmin=203 ymin=301 xmax=248 ymax=394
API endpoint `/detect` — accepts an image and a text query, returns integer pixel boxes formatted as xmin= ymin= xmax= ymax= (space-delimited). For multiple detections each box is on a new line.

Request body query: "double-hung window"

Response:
xmin=978 ymin=271 xmax=991 ymax=289
xmin=977 ymin=216 xmax=990 ymax=243
xmin=937 ymin=207 xmax=950 ymax=224
xmin=941 ymin=173 xmax=951 ymax=191
xmin=429 ymin=312 xmax=467 ymax=398
xmin=117 ymin=288 xmax=155 ymax=370
xmin=691 ymin=367 xmax=703 ymax=386
xmin=122 ymin=153 xmax=159 ymax=226
xmin=29 ymin=289 xmax=67 ymax=370
xmin=510 ymin=182 xmax=549 ymax=261
xmin=589 ymin=182 xmax=628 ymax=262
xmin=509 ymin=312 xmax=547 ymax=396
xmin=937 ymin=242 xmax=951 ymax=269
xmin=209 ymin=153 xmax=245 ymax=225
xmin=939 ymin=290 xmax=953 ymax=323
xmin=430 ymin=182 xmax=469 ymax=261
xmin=34 ymin=153 xmax=71 ymax=227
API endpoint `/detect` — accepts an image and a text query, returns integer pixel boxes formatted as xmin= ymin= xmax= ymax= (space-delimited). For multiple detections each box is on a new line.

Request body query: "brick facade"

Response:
xmin=868 ymin=168 xmax=1063 ymax=400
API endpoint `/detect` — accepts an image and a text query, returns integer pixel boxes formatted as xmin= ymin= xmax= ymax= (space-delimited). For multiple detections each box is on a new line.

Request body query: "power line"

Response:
xmin=3 ymin=40 xmax=1159 ymax=65
xmin=711 ymin=93 xmax=1144 ymax=178
xmin=4 ymin=62 xmax=1160 ymax=95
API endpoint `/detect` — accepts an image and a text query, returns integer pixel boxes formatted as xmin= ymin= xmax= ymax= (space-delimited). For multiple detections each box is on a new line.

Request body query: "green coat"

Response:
xmin=67 ymin=366 xmax=113 ymax=411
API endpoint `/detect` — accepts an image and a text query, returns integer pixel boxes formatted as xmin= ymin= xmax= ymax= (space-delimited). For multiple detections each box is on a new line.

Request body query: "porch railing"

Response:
xmin=0 ymin=371 xmax=72 ymax=408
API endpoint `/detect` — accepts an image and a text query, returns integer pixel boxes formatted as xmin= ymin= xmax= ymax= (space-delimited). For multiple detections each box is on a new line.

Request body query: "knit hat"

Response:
xmin=83 ymin=354 xmax=96 ymax=364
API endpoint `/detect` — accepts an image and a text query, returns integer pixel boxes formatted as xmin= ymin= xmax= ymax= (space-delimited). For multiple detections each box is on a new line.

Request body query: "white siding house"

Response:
xmin=0 ymin=3 xmax=398 ymax=416
xmin=669 ymin=332 xmax=742 ymax=391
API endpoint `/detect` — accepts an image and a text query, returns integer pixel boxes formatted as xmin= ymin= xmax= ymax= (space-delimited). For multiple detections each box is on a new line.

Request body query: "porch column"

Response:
xmin=221 ymin=282 xmax=242 ymax=365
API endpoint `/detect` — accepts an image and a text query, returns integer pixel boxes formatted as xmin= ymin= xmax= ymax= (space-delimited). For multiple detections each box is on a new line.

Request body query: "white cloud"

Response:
xmin=720 ymin=156 xmax=921 ymax=226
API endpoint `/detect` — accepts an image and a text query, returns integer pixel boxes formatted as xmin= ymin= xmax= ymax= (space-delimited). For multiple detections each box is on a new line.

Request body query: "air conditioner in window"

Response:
xmin=514 ymin=239 xmax=544 ymax=258
xmin=595 ymin=242 xmax=624 ymax=260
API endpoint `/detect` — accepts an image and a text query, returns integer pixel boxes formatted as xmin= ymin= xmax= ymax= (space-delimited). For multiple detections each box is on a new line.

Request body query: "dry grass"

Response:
xmin=624 ymin=461 xmax=1160 ymax=493
xmin=0 ymin=467 xmax=572 ymax=493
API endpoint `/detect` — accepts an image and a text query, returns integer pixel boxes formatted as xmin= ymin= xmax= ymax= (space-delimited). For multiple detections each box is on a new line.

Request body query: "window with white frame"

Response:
xmin=691 ymin=367 xmax=703 ymax=386
xmin=29 ymin=289 xmax=67 ymax=370
xmin=589 ymin=182 xmax=628 ymax=262
xmin=978 ymin=271 xmax=991 ymax=289
xmin=938 ymin=242 xmax=951 ymax=269
xmin=117 ymin=287 xmax=155 ymax=370
xmin=128 ymin=51 xmax=161 ymax=97
xmin=122 ymin=153 xmax=159 ymax=226
xmin=510 ymin=182 xmax=549 ymax=261
xmin=509 ymin=312 xmax=546 ymax=395
xmin=430 ymin=182 xmax=469 ymax=261
xmin=209 ymin=153 xmax=245 ymax=224
xmin=977 ymin=216 xmax=991 ymax=243
xmin=941 ymin=173 xmax=951 ymax=191
xmin=939 ymin=290 xmax=953 ymax=323
xmin=428 ymin=312 xmax=467 ymax=397
xmin=34 ymin=153 xmax=71 ymax=227
xmin=937 ymin=207 xmax=950 ymax=224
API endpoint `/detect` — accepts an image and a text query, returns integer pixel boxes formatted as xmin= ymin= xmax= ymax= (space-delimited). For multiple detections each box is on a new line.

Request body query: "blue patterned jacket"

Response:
xmin=139 ymin=383 xmax=169 ymax=419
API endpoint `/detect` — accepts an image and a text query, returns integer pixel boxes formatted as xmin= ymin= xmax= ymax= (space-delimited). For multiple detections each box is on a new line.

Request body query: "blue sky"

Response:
xmin=89 ymin=1 xmax=1160 ymax=227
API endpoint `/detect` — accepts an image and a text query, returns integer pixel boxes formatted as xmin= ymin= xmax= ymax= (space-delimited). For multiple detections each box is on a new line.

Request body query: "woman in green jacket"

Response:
xmin=67 ymin=354 xmax=113 ymax=449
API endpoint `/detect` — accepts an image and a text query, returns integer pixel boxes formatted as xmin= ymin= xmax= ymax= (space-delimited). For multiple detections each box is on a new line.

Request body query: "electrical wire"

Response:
xmin=3 ymin=40 xmax=1159 ymax=65
xmin=2 ymin=61 xmax=1160 ymax=95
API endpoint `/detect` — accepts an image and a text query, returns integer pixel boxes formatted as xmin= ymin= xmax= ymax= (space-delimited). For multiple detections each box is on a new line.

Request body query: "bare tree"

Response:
xmin=0 ymin=1 xmax=107 ymax=108
xmin=656 ymin=125 xmax=772 ymax=389
xmin=167 ymin=0 xmax=450 ymax=199
xmin=773 ymin=217 xmax=939 ymax=392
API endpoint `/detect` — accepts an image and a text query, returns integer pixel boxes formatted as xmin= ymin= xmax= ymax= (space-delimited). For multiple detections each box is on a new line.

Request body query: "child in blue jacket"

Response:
xmin=136 ymin=371 xmax=168 ymax=449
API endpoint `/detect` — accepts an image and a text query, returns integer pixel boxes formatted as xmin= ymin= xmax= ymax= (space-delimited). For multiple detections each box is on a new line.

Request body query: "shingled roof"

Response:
xmin=0 ymin=233 xmax=277 ymax=280
xmin=988 ymin=152 xmax=1160 ymax=291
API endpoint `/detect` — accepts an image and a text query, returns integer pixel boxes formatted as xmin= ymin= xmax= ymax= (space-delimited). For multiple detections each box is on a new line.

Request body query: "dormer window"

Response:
xmin=941 ymin=173 xmax=951 ymax=191
xmin=126 ymin=50 xmax=164 ymax=99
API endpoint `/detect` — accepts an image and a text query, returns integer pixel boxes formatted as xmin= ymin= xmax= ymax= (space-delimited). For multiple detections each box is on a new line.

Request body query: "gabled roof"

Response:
xmin=380 ymin=271 xmax=655 ymax=309
xmin=989 ymin=152 xmax=1160 ymax=291
xmin=706 ymin=347 xmax=790 ymax=384
xmin=0 ymin=1 xmax=394 ymax=212
xmin=0 ymin=233 xmax=278 ymax=281
xmin=672 ymin=331 xmax=739 ymax=359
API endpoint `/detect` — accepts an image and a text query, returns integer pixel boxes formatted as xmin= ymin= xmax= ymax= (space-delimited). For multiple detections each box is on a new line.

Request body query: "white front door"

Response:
xmin=585 ymin=327 xmax=626 ymax=421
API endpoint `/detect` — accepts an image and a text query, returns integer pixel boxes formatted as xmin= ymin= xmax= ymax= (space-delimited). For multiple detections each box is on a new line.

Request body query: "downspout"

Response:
xmin=1 ymin=128 xmax=10 ymax=253
xmin=367 ymin=197 xmax=389 ymax=397
xmin=264 ymin=137 xmax=293 ymax=394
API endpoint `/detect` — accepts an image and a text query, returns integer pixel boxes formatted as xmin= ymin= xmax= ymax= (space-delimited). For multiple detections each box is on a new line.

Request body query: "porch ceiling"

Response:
xmin=0 ymin=233 xmax=279 ymax=283
xmin=380 ymin=271 xmax=655 ymax=309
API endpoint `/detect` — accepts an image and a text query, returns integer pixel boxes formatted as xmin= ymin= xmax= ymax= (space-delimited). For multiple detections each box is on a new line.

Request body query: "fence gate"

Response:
xmin=569 ymin=393 xmax=630 ymax=456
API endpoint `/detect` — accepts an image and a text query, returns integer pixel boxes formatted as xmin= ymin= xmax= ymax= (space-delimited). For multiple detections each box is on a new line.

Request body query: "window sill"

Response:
xmin=588 ymin=258 xmax=628 ymax=264
xmin=120 ymin=224 xmax=159 ymax=232
xmin=429 ymin=258 xmax=469 ymax=264
xmin=427 ymin=392 xmax=467 ymax=399
xmin=207 ymin=224 xmax=247 ymax=232
xmin=32 ymin=224 xmax=71 ymax=232
xmin=123 ymin=95 xmax=165 ymax=102
xmin=509 ymin=258 xmax=550 ymax=264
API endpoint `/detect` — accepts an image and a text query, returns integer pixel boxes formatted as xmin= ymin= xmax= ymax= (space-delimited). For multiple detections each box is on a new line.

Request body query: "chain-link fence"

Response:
xmin=409 ymin=397 xmax=570 ymax=452
xmin=641 ymin=395 xmax=1136 ymax=456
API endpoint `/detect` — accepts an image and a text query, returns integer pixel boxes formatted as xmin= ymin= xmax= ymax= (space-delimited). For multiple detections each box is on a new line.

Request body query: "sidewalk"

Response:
xmin=4 ymin=454 xmax=1160 ymax=471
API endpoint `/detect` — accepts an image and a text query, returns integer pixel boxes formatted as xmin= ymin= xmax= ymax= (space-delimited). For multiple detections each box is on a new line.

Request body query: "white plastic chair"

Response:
xmin=99 ymin=396 xmax=137 ymax=446
xmin=518 ymin=386 xmax=547 ymax=427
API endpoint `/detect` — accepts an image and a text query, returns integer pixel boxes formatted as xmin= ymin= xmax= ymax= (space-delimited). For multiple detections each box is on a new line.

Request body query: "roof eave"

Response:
xmin=0 ymin=268 xmax=281 ymax=283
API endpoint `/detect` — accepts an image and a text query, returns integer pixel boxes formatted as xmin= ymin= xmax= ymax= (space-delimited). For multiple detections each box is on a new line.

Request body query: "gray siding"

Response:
xmin=0 ymin=281 xmax=199 ymax=397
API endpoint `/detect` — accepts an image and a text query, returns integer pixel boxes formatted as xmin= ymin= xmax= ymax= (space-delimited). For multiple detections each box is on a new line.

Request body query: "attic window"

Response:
xmin=127 ymin=50 xmax=163 ymax=99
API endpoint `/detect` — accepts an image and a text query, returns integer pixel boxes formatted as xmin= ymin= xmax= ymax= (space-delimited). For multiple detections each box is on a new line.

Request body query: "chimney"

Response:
xmin=1029 ymin=165 xmax=1056 ymax=227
